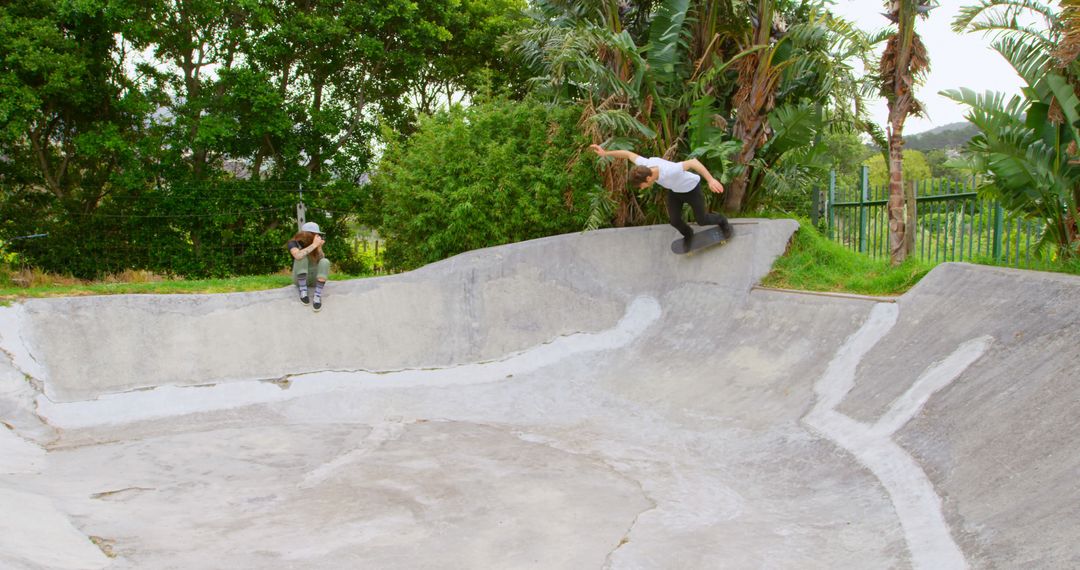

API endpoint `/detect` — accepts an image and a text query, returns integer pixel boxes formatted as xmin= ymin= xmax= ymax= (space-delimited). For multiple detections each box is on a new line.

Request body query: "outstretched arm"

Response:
xmin=589 ymin=144 xmax=641 ymax=162
xmin=681 ymin=158 xmax=724 ymax=194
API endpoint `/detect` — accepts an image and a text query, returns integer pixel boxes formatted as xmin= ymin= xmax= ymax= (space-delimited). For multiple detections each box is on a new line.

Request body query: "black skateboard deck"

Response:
xmin=671 ymin=226 xmax=730 ymax=255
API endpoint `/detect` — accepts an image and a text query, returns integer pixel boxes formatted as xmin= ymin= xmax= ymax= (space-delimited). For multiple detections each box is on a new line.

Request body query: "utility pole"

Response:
xmin=296 ymin=183 xmax=306 ymax=230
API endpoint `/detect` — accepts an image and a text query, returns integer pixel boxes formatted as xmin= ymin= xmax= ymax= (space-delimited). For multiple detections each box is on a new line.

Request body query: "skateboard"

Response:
xmin=671 ymin=226 xmax=730 ymax=255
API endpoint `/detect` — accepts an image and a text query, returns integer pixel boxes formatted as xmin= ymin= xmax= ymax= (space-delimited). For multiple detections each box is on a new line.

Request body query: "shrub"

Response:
xmin=367 ymin=97 xmax=600 ymax=270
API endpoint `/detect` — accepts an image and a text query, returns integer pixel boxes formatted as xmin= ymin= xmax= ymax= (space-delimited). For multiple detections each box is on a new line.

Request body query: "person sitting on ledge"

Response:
xmin=286 ymin=222 xmax=330 ymax=312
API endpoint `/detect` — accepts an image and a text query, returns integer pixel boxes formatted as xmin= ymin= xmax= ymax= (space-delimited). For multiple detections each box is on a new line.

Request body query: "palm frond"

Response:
xmin=586 ymin=109 xmax=657 ymax=140
xmin=686 ymin=95 xmax=723 ymax=151
xmin=953 ymin=0 xmax=1057 ymax=34
xmin=991 ymin=34 xmax=1055 ymax=89
xmin=584 ymin=184 xmax=614 ymax=231
xmin=942 ymin=87 xmax=1029 ymax=133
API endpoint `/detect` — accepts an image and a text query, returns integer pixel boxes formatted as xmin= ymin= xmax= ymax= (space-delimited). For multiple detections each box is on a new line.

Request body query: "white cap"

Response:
xmin=301 ymin=222 xmax=323 ymax=234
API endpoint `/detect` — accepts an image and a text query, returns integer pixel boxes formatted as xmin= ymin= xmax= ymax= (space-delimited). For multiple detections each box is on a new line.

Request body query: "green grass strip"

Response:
xmin=0 ymin=273 xmax=364 ymax=302
xmin=759 ymin=221 xmax=934 ymax=296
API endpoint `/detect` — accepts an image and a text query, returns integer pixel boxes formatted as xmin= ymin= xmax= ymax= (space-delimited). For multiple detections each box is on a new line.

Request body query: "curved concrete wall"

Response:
xmin=0 ymin=220 xmax=794 ymax=402
xmin=1 ymin=219 xmax=1078 ymax=569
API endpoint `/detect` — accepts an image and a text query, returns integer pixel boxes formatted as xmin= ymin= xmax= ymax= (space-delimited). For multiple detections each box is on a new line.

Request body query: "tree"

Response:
xmin=0 ymin=0 xmax=150 ymax=203
xmin=3 ymin=0 xmax=519 ymax=278
xmin=823 ymin=131 xmax=874 ymax=182
xmin=729 ymin=8 xmax=885 ymax=212
xmin=944 ymin=0 xmax=1080 ymax=259
xmin=864 ymin=150 xmax=931 ymax=188
xmin=405 ymin=0 xmax=530 ymax=115
xmin=0 ymin=0 xmax=158 ymax=277
xmin=878 ymin=0 xmax=935 ymax=266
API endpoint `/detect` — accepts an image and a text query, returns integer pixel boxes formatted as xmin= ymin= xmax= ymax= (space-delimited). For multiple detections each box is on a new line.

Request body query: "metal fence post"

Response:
xmin=859 ymin=166 xmax=869 ymax=253
xmin=993 ymin=202 xmax=1004 ymax=263
xmin=827 ymin=170 xmax=836 ymax=240
xmin=905 ymin=179 xmax=917 ymax=257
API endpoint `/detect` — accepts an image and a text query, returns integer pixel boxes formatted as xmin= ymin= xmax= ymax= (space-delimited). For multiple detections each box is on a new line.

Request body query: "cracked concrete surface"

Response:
xmin=1 ymin=221 xmax=1079 ymax=569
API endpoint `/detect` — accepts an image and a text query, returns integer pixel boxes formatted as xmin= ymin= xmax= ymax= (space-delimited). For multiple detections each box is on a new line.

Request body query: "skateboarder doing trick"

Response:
xmin=589 ymin=145 xmax=733 ymax=247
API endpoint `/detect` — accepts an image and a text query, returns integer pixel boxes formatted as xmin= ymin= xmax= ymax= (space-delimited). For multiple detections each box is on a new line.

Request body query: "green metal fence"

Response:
xmin=823 ymin=167 xmax=1050 ymax=269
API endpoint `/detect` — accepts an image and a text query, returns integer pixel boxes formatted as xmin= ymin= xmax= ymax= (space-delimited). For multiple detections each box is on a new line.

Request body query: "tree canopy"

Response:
xmin=0 ymin=0 xmax=527 ymax=278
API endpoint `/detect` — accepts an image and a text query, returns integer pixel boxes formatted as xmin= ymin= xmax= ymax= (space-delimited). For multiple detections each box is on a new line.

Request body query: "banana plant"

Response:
xmin=945 ymin=0 xmax=1080 ymax=259
xmin=720 ymin=3 xmax=876 ymax=211
xmin=510 ymin=0 xmax=874 ymax=223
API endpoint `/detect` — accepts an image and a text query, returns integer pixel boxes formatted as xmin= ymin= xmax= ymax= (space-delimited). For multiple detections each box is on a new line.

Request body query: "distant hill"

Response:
xmin=903 ymin=122 xmax=979 ymax=150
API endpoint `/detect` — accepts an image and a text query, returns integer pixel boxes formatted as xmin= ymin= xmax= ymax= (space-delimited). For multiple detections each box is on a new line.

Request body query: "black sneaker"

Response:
xmin=299 ymin=293 xmax=310 ymax=305
xmin=682 ymin=235 xmax=694 ymax=249
xmin=313 ymin=297 xmax=322 ymax=312
xmin=718 ymin=220 xmax=734 ymax=241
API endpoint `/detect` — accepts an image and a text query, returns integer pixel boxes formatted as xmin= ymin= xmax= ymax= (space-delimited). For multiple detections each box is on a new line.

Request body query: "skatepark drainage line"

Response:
xmin=90 ymin=487 xmax=156 ymax=500
xmin=750 ymin=286 xmax=898 ymax=303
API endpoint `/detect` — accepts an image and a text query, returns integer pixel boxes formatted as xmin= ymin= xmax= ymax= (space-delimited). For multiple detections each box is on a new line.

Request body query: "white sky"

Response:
xmin=828 ymin=0 xmax=1027 ymax=135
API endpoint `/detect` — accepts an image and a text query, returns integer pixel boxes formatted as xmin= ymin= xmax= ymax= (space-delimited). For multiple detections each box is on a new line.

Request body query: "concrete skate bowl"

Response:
xmin=1 ymin=219 xmax=1078 ymax=569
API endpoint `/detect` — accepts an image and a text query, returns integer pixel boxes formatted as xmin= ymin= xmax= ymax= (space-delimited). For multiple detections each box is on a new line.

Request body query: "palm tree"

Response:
xmin=944 ymin=0 xmax=1080 ymax=259
xmin=1062 ymin=0 xmax=1080 ymax=172
xmin=878 ymin=0 xmax=934 ymax=266
xmin=723 ymin=1 xmax=783 ymax=211
xmin=724 ymin=6 xmax=884 ymax=212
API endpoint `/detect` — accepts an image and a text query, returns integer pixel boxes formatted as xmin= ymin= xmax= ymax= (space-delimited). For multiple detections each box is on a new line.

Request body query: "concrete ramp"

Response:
xmin=1 ymin=219 xmax=1077 ymax=569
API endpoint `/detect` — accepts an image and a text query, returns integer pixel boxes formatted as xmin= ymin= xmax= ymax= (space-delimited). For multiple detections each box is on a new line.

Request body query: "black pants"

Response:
xmin=666 ymin=186 xmax=728 ymax=239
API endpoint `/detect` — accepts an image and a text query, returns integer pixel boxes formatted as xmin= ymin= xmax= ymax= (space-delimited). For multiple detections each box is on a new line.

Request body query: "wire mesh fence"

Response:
xmin=0 ymin=180 xmax=387 ymax=282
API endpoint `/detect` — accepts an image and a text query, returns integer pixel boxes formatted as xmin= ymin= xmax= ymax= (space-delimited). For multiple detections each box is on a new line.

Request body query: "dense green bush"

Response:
xmin=367 ymin=97 xmax=601 ymax=270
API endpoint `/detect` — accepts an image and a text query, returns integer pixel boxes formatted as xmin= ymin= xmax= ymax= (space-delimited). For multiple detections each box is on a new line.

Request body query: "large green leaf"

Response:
xmin=1046 ymin=73 xmax=1080 ymax=144
xmin=687 ymin=96 xmax=723 ymax=152
xmin=763 ymin=101 xmax=820 ymax=157
xmin=943 ymin=82 xmax=1079 ymax=256
xmin=647 ymin=0 xmax=690 ymax=88
xmin=993 ymin=35 xmax=1054 ymax=92
xmin=1023 ymin=100 xmax=1065 ymax=150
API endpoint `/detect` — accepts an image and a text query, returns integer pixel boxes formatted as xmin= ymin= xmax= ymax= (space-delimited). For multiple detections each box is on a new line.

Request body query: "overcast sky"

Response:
xmin=828 ymin=0 xmax=1026 ymax=135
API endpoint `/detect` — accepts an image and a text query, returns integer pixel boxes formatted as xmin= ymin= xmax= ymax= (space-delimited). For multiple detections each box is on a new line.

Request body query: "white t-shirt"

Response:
xmin=634 ymin=156 xmax=700 ymax=193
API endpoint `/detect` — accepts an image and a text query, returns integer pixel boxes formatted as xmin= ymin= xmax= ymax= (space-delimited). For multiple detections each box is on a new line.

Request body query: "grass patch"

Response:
xmin=0 ymin=269 xmax=368 ymax=301
xmin=759 ymin=220 xmax=934 ymax=296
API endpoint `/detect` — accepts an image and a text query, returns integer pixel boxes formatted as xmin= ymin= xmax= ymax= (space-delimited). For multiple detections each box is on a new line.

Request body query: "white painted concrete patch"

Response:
xmin=804 ymin=303 xmax=991 ymax=570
